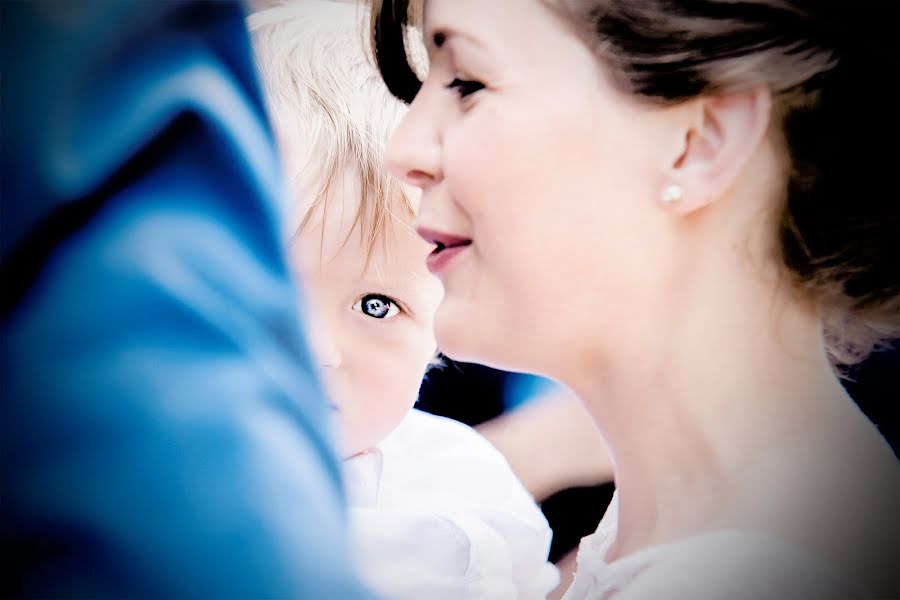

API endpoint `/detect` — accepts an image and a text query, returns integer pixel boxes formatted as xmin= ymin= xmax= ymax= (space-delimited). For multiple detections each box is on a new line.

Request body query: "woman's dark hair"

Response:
xmin=368 ymin=0 xmax=899 ymax=365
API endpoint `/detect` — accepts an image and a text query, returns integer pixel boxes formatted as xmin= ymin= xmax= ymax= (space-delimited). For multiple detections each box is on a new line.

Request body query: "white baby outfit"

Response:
xmin=344 ymin=409 xmax=559 ymax=600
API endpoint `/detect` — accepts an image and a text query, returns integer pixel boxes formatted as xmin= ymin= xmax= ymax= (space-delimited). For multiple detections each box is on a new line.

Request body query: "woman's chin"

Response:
xmin=433 ymin=303 xmax=483 ymax=364
xmin=434 ymin=305 xmax=523 ymax=372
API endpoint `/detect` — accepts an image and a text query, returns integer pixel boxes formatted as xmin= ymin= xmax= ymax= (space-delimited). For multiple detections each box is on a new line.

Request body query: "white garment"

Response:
xmin=344 ymin=409 xmax=559 ymax=600
xmin=563 ymin=493 xmax=860 ymax=600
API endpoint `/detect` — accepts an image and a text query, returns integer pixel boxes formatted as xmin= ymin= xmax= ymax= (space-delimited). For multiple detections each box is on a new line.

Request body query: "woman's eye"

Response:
xmin=353 ymin=294 xmax=401 ymax=320
xmin=446 ymin=78 xmax=485 ymax=98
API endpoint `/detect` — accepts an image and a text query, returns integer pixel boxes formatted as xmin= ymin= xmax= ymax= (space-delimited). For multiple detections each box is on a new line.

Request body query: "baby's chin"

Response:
xmin=332 ymin=398 xmax=419 ymax=460
xmin=341 ymin=442 xmax=375 ymax=460
xmin=336 ymin=422 xmax=393 ymax=460
xmin=337 ymin=433 xmax=371 ymax=460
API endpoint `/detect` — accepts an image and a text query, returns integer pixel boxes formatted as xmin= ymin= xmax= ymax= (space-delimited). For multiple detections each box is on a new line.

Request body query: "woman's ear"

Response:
xmin=662 ymin=85 xmax=772 ymax=214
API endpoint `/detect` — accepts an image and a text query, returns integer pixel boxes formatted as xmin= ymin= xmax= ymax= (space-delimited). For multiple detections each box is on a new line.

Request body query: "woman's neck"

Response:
xmin=566 ymin=259 xmax=851 ymax=561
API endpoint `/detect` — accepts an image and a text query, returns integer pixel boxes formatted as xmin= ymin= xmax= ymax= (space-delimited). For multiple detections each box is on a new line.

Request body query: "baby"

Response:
xmin=248 ymin=2 xmax=559 ymax=598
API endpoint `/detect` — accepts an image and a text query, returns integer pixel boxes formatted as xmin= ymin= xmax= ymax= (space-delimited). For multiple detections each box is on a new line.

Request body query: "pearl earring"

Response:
xmin=661 ymin=184 xmax=683 ymax=205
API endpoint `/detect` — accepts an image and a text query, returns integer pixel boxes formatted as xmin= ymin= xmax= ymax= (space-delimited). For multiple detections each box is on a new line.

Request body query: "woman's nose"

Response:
xmin=385 ymin=97 xmax=442 ymax=189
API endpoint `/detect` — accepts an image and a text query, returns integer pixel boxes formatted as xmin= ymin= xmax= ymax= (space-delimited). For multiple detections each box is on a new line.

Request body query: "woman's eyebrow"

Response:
xmin=425 ymin=27 xmax=485 ymax=53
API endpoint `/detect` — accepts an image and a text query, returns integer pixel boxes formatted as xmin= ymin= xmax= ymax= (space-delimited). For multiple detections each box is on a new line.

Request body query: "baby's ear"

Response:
xmin=662 ymin=86 xmax=772 ymax=214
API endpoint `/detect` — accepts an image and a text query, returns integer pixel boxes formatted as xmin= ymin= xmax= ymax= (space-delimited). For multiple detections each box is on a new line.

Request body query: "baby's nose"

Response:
xmin=313 ymin=336 xmax=342 ymax=369
xmin=308 ymin=317 xmax=343 ymax=369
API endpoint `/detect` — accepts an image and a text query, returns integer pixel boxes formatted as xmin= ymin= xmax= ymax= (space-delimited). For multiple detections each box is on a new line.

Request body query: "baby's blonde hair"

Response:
xmin=248 ymin=0 xmax=414 ymax=263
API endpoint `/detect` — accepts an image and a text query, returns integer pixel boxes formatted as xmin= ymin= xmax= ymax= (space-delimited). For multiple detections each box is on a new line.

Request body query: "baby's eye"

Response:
xmin=353 ymin=294 xmax=401 ymax=320
xmin=446 ymin=77 xmax=485 ymax=98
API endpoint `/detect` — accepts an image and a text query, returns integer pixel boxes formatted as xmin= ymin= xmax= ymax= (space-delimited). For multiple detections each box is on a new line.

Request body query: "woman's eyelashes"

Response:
xmin=446 ymin=77 xmax=485 ymax=98
xmin=353 ymin=293 xmax=401 ymax=320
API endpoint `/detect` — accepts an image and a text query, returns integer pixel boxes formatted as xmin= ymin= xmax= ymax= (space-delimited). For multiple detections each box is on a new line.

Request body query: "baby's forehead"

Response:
xmin=298 ymin=223 xmax=435 ymax=311
xmin=300 ymin=175 xmax=413 ymax=243
xmin=299 ymin=173 xmax=367 ymax=238
xmin=338 ymin=216 xmax=425 ymax=276
xmin=296 ymin=180 xmax=426 ymax=272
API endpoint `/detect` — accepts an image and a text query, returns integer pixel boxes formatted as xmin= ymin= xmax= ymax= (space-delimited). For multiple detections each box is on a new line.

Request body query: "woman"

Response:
xmin=368 ymin=0 xmax=899 ymax=597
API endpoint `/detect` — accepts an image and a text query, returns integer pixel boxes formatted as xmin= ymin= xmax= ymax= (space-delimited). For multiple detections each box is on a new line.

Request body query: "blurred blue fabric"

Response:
xmin=1 ymin=1 xmax=372 ymax=597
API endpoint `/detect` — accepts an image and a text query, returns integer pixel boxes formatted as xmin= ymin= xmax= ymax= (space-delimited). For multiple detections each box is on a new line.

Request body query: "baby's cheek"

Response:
xmin=360 ymin=356 xmax=420 ymax=414
xmin=335 ymin=328 xmax=433 ymax=453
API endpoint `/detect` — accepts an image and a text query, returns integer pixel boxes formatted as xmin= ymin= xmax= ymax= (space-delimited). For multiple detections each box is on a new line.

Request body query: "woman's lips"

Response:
xmin=426 ymin=243 xmax=470 ymax=274
xmin=417 ymin=227 xmax=472 ymax=274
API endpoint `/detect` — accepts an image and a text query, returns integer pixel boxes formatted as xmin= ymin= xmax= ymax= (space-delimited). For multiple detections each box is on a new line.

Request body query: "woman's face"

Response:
xmin=386 ymin=0 xmax=677 ymax=375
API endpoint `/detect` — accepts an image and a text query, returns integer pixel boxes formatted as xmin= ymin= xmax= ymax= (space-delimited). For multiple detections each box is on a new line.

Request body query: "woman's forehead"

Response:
xmin=421 ymin=0 xmax=564 ymax=62
xmin=422 ymin=0 xmax=508 ymax=41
